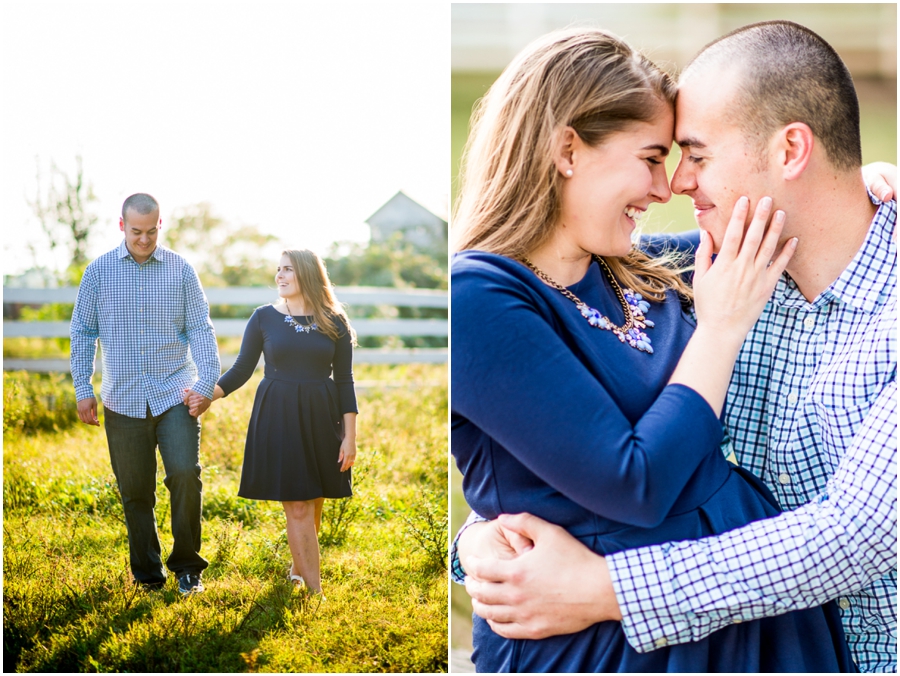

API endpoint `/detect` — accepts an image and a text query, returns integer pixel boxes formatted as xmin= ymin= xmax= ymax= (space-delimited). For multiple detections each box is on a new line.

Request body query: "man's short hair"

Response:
xmin=682 ymin=20 xmax=862 ymax=171
xmin=122 ymin=193 xmax=159 ymax=220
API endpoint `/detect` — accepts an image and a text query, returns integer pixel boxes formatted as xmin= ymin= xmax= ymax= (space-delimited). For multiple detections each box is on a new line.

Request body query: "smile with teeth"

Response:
xmin=624 ymin=206 xmax=643 ymax=221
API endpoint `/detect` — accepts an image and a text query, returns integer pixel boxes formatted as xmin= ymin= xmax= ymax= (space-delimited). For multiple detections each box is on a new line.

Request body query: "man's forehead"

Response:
xmin=674 ymin=73 xmax=743 ymax=148
xmin=124 ymin=209 xmax=160 ymax=224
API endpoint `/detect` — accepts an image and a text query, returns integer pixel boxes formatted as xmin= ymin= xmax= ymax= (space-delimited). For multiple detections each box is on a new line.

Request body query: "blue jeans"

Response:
xmin=104 ymin=403 xmax=208 ymax=584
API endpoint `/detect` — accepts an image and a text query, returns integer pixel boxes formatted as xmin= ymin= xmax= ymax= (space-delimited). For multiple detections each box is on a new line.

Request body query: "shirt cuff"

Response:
xmin=450 ymin=511 xmax=489 ymax=584
xmin=74 ymin=383 xmax=96 ymax=402
xmin=607 ymin=546 xmax=694 ymax=652
xmin=190 ymin=380 xmax=216 ymax=400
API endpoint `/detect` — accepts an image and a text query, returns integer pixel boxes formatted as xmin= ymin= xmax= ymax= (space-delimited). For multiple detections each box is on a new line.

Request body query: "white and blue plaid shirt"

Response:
xmin=70 ymin=241 xmax=220 ymax=418
xmin=609 ymin=196 xmax=897 ymax=673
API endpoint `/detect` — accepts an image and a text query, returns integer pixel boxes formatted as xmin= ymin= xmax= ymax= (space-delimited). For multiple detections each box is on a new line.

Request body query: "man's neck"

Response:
xmin=781 ymin=171 xmax=876 ymax=302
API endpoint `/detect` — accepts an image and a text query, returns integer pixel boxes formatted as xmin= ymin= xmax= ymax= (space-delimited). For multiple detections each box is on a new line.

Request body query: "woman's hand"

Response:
xmin=862 ymin=161 xmax=897 ymax=202
xmin=693 ymin=196 xmax=796 ymax=345
xmin=338 ymin=411 xmax=358 ymax=472
xmin=458 ymin=519 xmax=533 ymax=576
xmin=670 ymin=196 xmax=796 ymax=415
xmin=338 ymin=436 xmax=357 ymax=472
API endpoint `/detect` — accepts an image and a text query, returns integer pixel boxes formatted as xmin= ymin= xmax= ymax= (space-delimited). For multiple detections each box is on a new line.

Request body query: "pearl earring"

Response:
xmin=565 ymin=169 xmax=573 ymax=177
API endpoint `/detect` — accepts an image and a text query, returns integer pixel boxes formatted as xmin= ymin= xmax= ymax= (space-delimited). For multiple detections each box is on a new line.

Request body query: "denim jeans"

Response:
xmin=104 ymin=403 xmax=208 ymax=584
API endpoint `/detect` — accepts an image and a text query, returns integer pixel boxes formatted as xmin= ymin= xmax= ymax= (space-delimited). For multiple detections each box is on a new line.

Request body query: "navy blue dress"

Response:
xmin=218 ymin=305 xmax=357 ymax=501
xmin=451 ymin=248 xmax=853 ymax=673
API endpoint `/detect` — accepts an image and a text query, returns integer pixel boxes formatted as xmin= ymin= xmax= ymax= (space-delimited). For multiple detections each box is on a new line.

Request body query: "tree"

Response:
xmin=28 ymin=155 xmax=100 ymax=284
xmin=166 ymin=202 xmax=281 ymax=288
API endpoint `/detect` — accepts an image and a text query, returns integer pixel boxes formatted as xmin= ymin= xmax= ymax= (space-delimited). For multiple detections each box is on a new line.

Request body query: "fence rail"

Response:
xmin=3 ymin=285 xmax=448 ymax=370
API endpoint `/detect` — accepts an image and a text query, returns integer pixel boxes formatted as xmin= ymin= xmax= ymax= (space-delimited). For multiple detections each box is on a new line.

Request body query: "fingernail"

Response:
xmin=774 ymin=210 xmax=785 ymax=223
xmin=881 ymin=189 xmax=892 ymax=201
xmin=739 ymin=196 xmax=749 ymax=207
xmin=761 ymin=196 xmax=773 ymax=209
xmin=790 ymin=237 xmax=799 ymax=248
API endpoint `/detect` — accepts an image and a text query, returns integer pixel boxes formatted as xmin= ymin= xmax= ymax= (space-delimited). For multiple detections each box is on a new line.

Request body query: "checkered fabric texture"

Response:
xmin=610 ymin=197 xmax=897 ymax=673
xmin=70 ymin=242 xmax=220 ymax=417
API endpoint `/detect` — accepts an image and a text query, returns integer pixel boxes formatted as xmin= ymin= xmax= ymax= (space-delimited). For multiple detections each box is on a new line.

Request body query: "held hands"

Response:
xmin=183 ymin=388 xmax=213 ymax=417
xmin=463 ymin=513 xmax=621 ymax=639
xmin=692 ymin=196 xmax=797 ymax=346
xmin=76 ymin=397 xmax=100 ymax=426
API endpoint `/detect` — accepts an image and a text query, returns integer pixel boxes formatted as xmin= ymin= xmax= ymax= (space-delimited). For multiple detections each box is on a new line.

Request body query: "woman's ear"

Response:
xmin=553 ymin=126 xmax=579 ymax=178
xmin=773 ymin=122 xmax=814 ymax=181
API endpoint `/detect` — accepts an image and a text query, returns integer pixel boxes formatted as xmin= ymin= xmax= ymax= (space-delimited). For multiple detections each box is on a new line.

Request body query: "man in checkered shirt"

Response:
xmin=71 ymin=193 xmax=220 ymax=596
xmin=454 ymin=21 xmax=896 ymax=672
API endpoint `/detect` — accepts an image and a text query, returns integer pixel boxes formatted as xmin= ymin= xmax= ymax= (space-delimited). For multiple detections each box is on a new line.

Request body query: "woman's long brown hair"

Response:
xmin=280 ymin=248 xmax=357 ymax=345
xmin=453 ymin=28 xmax=692 ymax=302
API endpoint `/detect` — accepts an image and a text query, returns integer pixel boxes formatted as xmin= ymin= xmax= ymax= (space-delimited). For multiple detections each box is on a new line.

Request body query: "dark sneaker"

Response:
xmin=139 ymin=580 xmax=166 ymax=591
xmin=177 ymin=573 xmax=204 ymax=595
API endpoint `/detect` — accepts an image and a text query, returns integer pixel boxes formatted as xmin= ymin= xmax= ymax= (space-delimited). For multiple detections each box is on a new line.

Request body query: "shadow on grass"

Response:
xmin=8 ymin=574 xmax=328 ymax=673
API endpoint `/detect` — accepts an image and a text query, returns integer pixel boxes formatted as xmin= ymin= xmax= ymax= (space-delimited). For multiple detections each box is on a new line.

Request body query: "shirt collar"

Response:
xmin=774 ymin=191 xmax=896 ymax=313
xmin=117 ymin=240 xmax=164 ymax=264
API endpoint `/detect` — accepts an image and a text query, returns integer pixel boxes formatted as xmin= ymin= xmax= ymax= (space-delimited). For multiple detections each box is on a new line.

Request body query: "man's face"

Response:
xmin=670 ymin=70 xmax=773 ymax=251
xmin=119 ymin=209 xmax=161 ymax=263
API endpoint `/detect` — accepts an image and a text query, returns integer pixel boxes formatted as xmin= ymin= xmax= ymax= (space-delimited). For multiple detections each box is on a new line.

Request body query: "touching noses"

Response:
xmin=670 ymin=157 xmax=696 ymax=196
xmin=649 ymin=165 xmax=672 ymax=204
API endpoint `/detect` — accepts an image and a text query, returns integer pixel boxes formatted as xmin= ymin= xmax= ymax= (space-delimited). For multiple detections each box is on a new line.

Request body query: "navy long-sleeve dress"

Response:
xmin=451 ymin=247 xmax=853 ymax=673
xmin=218 ymin=304 xmax=357 ymax=501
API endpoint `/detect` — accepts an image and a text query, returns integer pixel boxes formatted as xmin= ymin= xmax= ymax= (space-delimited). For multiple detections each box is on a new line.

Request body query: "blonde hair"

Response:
xmin=280 ymin=248 xmax=357 ymax=345
xmin=453 ymin=28 xmax=691 ymax=302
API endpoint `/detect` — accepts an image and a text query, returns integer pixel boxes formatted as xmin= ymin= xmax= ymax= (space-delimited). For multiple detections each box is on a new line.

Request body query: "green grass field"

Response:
xmin=4 ymin=364 xmax=448 ymax=673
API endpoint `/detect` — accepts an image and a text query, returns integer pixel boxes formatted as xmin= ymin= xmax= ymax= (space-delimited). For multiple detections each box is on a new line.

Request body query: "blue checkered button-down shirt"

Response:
xmin=609 ymin=196 xmax=897 ymax=673
xmin=70 ymin=241 xmax=220 ymax=417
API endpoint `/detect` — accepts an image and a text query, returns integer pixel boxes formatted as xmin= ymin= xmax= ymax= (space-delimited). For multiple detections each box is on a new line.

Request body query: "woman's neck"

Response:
xmin=526 ymin=238 xmax=593 ymax=287
xmin=282 ymin=296 xmax=309 ymax=315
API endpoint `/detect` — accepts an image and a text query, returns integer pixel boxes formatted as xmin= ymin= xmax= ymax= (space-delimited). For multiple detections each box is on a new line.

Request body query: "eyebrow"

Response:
xmin=643 ymin=144 xmax=670 ymax=155
xmin=676 ymin=137 xmax=707 ymax=149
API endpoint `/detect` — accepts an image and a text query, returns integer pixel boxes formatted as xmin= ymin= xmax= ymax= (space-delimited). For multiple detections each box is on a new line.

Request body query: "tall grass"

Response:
xmin=3 ymin=365 xmax=448 ymax=673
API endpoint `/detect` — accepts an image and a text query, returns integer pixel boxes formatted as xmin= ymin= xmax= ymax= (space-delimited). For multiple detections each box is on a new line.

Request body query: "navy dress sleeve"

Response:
xmin=452 ymin=258 xmax=722 ymax=529
xmin=217 ymin=308 xmax=263 ymax=397
xmin=332 ymin=318 xmax=358 ymax=414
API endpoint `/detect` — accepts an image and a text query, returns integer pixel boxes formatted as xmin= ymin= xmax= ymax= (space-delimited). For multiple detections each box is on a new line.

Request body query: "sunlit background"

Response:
xmin=450 ymin=2 xmax=897 ymax=656
xmin=2 ymin=2 xmax=449 ymax=276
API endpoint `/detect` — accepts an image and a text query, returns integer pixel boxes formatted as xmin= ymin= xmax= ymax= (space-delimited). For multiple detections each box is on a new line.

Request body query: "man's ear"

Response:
xmin=774 ymin=122 xmax=814 ymax=181
xmin=119 ymin=217 xmax=125 ymax=232
xmin=552 ymin=126 xmax=580 ymax=178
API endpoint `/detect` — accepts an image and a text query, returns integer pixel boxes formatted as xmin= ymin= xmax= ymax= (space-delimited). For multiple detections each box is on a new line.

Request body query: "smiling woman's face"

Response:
xmin=556 ymin=108 xmax=675 ymax=258
xmin=275 ymin=254 xmax=301 ymax=299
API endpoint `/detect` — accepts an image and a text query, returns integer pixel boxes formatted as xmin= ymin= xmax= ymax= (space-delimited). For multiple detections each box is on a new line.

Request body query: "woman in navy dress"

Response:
xmin=202 ymin=248 xmax=357 ymax=595
xmin=450 ymin=29 xmax=853 ymax=672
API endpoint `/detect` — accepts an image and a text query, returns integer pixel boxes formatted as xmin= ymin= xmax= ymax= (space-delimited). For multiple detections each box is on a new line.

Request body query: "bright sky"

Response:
xmin=1 ymin=2 xmax=449 ymax=277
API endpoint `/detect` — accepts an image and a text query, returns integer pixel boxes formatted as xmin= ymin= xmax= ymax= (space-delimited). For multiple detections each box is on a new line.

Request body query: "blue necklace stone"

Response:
xmin=283 ymin=303 xmax=318 ymax=333
xmin=522 ymin=255 xmax=655 ymax=354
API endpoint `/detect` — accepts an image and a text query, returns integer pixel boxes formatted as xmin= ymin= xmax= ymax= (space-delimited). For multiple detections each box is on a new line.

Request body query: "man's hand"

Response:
xmin=183 ymin=388 xmax=212 ymax=417
xmin=464 ymin=513 xmax=622 ymax=639
xmin=76 ymin=397 xmax=100 ymax=426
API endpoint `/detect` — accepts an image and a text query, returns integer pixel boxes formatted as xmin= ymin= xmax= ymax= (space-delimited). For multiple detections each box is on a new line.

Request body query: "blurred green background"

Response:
xmin=450 ymin=2 xmax=897 ymax=652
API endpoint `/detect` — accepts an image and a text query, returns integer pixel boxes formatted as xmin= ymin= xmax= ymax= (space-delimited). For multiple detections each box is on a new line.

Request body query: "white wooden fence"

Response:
xmin=3 ymin=286 xmax=448 ymax=371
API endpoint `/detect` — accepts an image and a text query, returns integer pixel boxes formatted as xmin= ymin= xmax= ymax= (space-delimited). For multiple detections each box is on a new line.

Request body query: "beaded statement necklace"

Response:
xmin=283 ymin=302 xmax=318 ymax=333
xmin=520 ymin=255 xmax=655 ymax=354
